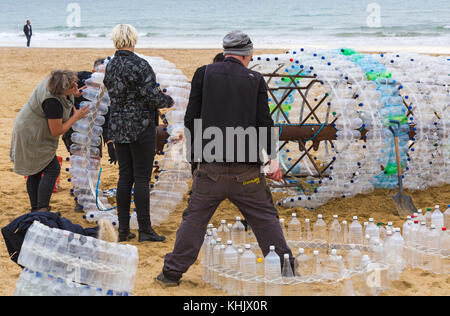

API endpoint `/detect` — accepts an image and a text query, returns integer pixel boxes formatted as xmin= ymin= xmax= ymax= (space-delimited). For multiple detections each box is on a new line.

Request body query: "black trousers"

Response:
xmin=115 ymin=125 xmax=156 ymax=232
xmin=26 ymin=35 xmax=31 ymax=47
xmin=26 ymin=155 xmax=61 ymax=211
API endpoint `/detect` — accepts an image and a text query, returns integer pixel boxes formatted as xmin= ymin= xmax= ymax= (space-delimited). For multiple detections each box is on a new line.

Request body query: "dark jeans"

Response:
xmin=26 ymin=35 xmax=31 ymax=47
xmin=26 ymin=155 xmax=61 ymax=211
xmin=163 ymin=163 xmax=293 ymax=281
xmin=115 ymin=125 xmax=155 ymax=232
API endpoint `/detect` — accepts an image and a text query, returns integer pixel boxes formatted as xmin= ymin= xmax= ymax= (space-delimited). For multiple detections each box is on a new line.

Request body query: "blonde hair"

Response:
xmin=111 ymin=24 xmax=138 ymax=49
xmin=47 ymin=70 xmax=78 ymax=96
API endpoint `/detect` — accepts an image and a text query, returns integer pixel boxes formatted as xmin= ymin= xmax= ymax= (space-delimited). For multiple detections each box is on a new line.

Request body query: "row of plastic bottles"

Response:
xmin=16 ymin=221 xmax=139 ymax=294
xmin=15 ymin=268 xmax=129 ymax=296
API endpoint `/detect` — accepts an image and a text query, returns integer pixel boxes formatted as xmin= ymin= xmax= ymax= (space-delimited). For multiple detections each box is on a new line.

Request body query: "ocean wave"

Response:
xmin=334 ymin=31 xmax=442 ymax=38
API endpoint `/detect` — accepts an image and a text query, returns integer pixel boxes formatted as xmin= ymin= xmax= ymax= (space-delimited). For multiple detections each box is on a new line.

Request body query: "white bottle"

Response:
xmin=264 ymin=246 xmax=281 ymax=296
xmin=232 ymin=217 xmax=246 ymax=246
xmin=313 ymin=214 xmax=327 ymax=242
xmin=431 ymin=205 xmax=444 ymax=230
xmin=295 ymin=248 xmax=311 ymax=276
xmin=287 ymin=213 xmax=302 ymax=242
xmin=349 ymin=216 xmax=363 ymax=245
xmin=328 ymin=215 xmax=342 ymax=244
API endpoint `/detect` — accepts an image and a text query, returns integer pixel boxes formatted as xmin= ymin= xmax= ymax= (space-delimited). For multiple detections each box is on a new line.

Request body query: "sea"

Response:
xmin=0 ymin=0 xmax=449 ymax=52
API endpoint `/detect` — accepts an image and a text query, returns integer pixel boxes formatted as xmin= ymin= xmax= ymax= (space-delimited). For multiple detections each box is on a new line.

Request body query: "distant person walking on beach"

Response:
xmin=23 ymin=20 xmax=32 ymax=48
xmin=104 ymin=24 xmax=174 ymax=243
xmin=10 ymin=70 xmax=90 ymax=212
xmin=157 ymin=30 xmax=293 ymax=286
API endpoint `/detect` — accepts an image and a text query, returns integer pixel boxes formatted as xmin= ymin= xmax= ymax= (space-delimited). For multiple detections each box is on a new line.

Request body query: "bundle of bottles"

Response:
xmin=66 ymin=54 xmax=191 ymax=228
xmin=14 ymin=221 xmax=139 ymax=296
xmin=249 ymin=49 xmax=450 ymax=210
xmin=201 ymin=205 xmax=449 ymax=296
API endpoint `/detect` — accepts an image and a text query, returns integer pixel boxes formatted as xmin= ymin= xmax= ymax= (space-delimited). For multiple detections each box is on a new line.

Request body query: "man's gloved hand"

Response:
xmin=107 ymin=142 xmax=117 ymax=164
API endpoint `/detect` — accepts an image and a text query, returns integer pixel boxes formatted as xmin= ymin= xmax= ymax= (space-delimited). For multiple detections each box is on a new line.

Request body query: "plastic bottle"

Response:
xmin=386 ymin=222 xmax=394 ymax=234
xmin=295 ymin=248 xmax=311 ymax=276
xmin=312 ymin=250 xmax=321 ymax=275
xmin=201 ymin=230 xmax=213 ymax=267
xmin=287 ymin=213 xmax=302 ymax=242
xmin=391 ymin=228 xmax=405 ymax=269
xmin=281 ymin=254 xmax=294 ymax=280
xmin=313 ymin=214 xmax=327 ymax=242
xmin=416 ymin=209 xmax=426 ymax=225
xmin=342 ymin=220 xmax=348 ymax=244
xmin=431 ymin=205 xmax=444 ymax=230
xmin=264 ymin=246 xmax=281 ymax=296
xmin=328 ymin=215 xmax=342 ymax=244
xmin=211 ymin=238 xmax=223 ymax=289
xmin=232 ymin=217 xmax=246 ymax=246
xmin=304 ymin=219 xmax=312 ymax=241
xmin=227 ymin=224 xmax=233 ymax=242
xmin=425 ymin=208 xmax=432 ymax=227
xmin=365 ymin=218 xmax=380 ymax=240
xmin=346 ymin=244 xmax=362 ymax=269
xmin=223 ymin=240 xmax=238 ymax=295
xmin=444 ymin=205 xmax=450 ymax=230
xmin=240 ymin=244 xmax=257 ymax=296
xmin=349 ymin=216 xmax=363 ymax=245
xmin=439 ymin=228 xmax=449 ymax=274
xmin=217 ymin=220 xmax=229 ymax=242
xmin=323 ymin=249 xmax=343 ymax=280
xmin=378 ymin=222 xmax=386 ymax=241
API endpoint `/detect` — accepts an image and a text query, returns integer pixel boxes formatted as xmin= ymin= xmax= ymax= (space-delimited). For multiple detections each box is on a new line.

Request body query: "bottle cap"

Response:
xmin=298 ymin=248 xmax=304 ymax=254
xmin=388 ymin=222 xmax=393 ymax=226
xmin=236 ymin=216 xmax=241 ymax=221
xmin=350 ymin=244 xmax=355 ymax=249
xmin=227 ymin=224 xmax=232 ymax=228
xmin=269 ymin=245 xmax=275 ymax=251
xmin=407 ymin=216 xmax=411 ymax=220
xmin=442 ymin=227 xmax=447 ymax=231
xmin=342 ymin=220 xmax=347 ymax=224
xmin=414 ymin=220 xmax=419 ymax=224
xmin=292 ymin=213 xmax=297 ymax=217
xmin=395 ymin=228 xmax=400 ymax=232
xmin=331 ymin=249 xmax=337 ymax=255
xmin=421 ymin=222 xmax=426 ymax=226
xmin=430 ymin=225 xmax=436 ymax=229
xmin=313 ymin=250 xmax=319 ymax=255
xmin=305 ymin=219 xmax=310 ymax=223
xmin=257 ymin=258 xmax=263 ymax=263
xmin=221 ymin=220 xmax=226 ymax=224
xmin=245 ymin=244 xmax=251 ymax=249
xmin=238 ymin=248 xmax=244 ymax=254
xmin=435 ymin=205 xmax=439 ymax=209
xmin=377 ymin=222 xmax=382 ymax=226
xmin=369 ymin=218 xmax=374 ymax=222
xmin=427 ymin=208 xmax=431 ymax=212
xmin=216 ymin=238 xmax=222 ymax=242
xmin=227 ymin=240 xmax=232 ymax=245
xmin=353 ymin=216 xmax=358 ymax=220
xmin=280 ymin=218 xmax=285 ymax=223
xmin=208 ymin=224 xmax=213 ymax=228
xmin=333 ymin=215 xmax=338 ymax=219
xmin=364 ymin=222 xmax=368 ymax=226
xmin=318 ymin=214 xmax=322 ymax=219
xmin=386 ymin=231 xmax=392 ymax=235
xmin=418 ymin=209 xmax=422 ymax=214
xmin=284 ymin=254 xmax=290 ymax=259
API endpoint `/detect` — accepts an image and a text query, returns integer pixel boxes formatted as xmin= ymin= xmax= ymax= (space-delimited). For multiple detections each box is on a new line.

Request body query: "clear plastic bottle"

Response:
xmin=439 ymin=228 xmax=449 ymax=274
xmin=386 ymin=222 xmax=394 ymax=234
xmin=349 ymin=216 xmax=363 ymax=245
xmin=365 ymin=218 xmax=380 ymax=240
xmin=416 ymin=209 xmax=426 ymax=225
xmin=287 ymin=213 xmax=302 ymax=242
xmin=391 ymin=228 xmax=405 ymax=270
xmin=346 ymin=244 xmax=362 ymax=269
xmin=323 ymin=249 xmax=343 ymax=280
xmin=279 ymin=218 xmax=287 ymax=238
xmin=304 ymin=219 xmax=312 ymax=241
xmin=232 ymin=217 xmax=246 ymax=246
xmin=226 ymin=224 xmax=233 ymax=242
xmin=240 ymin=244 xmax=257 ymax=296
xmin=211 ymin=238 xmax=223 ymax=289
xmin=295 ymin=248 xmax=311 ymax=277
xmin=328 ymin=215 xmax=342 ymax=244
xmin=378 ymin=222 xmax=386 ymax=241
xmin=223 ymin=240 xmax=239 ymax=295
xmin=425 ymin=208 xmax=432 ymax=227
xmin=342 ymin=220 xmax=348 ymax=244
xmin=264 ymin=245 xmax=281 ymax=296
xmin=444 ymin=205 xmax=450 ymax=230
xmin=281 ymin=254 xmax=294 ymax=281
xmin=312 ymin=250 xmax=322 ymax=275
xmin=313 ymin=214 xmax=327 ymax=242
xmin=431 ymin=205 xmax=444 ymax=230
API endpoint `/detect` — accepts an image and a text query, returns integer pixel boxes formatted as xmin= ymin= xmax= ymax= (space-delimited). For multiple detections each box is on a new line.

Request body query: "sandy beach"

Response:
xmin=0 ymin=47 xmax=449 ymax=296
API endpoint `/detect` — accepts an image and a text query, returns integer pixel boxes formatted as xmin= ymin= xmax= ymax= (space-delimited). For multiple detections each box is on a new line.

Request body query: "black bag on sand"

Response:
xmin=1 ymin=211 xmax=98 ymax=265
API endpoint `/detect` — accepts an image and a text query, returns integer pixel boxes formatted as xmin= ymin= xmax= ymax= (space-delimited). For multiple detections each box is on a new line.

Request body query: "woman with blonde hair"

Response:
xmin=10 ymin=70 xmax=90 ymax=212
xmin=104 ymin=24 xmax=173 ymax=242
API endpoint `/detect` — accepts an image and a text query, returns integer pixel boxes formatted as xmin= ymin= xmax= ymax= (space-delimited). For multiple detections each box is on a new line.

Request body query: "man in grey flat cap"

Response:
xmin=157 ymin=30 xmax=293 ymax=287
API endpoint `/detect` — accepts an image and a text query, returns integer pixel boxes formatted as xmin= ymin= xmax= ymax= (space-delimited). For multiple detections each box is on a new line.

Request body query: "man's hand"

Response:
xmin=266 ymin=159 xmax=283 ymax=181
xmin=107 ymin=142 xmax=117 ymax=164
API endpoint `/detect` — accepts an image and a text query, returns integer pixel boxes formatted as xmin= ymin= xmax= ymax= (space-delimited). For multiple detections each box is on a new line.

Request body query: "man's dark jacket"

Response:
xmin=23 ymin=25 xmax=32 ymax=37
xmin=184 ymin=57 xmax=274 ymax=164
xmin=1 ymin=212 xmax=98 ymax=265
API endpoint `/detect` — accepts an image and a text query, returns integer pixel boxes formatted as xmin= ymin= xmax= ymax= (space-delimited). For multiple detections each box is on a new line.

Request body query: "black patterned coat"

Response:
xmin=104 ymin=50 xmax=173 ymax=144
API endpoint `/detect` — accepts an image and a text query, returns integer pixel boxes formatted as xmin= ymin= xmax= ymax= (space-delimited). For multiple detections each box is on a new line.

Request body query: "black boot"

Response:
xmin=138 ymin=227 xmax=165 ymax=242
xmin=118 ymin=229 xmax=136 ymax=242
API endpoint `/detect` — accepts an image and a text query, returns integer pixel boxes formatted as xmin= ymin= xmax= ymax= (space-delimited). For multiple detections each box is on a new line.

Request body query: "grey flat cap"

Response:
xmin=223 ymin=30 xmax=253 ymax=56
